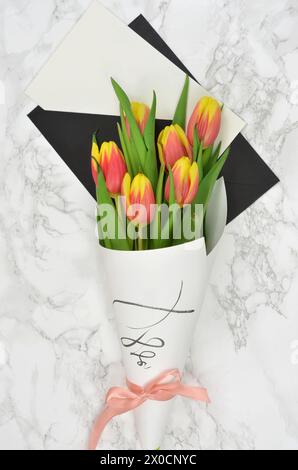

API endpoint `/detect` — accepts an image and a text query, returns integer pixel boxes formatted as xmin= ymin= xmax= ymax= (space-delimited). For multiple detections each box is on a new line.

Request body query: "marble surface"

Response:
xmin=0 ymin=0 xmax=298 ymax=450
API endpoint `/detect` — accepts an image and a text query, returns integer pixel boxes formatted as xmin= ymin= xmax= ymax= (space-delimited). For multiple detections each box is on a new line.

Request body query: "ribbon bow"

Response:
xmin=88 ymin=368 xmax=210 ymax=450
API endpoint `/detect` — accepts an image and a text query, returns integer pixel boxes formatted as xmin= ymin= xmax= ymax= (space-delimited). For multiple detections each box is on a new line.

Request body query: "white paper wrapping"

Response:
xmin=26 ymin=1 xmax=245 ymax=153
xmin=99 ymin=179 xmax=227 ymax=449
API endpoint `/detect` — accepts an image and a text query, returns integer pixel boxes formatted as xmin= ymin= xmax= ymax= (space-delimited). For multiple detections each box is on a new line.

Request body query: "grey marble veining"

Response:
xmin=0 ymin=0 xmax=298 ymax=450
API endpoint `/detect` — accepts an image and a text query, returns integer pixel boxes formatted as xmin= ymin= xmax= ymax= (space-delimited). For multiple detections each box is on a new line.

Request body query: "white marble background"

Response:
xmin=0 ymin=0 xmax=298 ymax=450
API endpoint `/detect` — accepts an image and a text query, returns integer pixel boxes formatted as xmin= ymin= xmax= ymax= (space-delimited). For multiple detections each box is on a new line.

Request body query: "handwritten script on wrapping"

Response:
xmin=113 ymin=282 xmax=194 ymax=369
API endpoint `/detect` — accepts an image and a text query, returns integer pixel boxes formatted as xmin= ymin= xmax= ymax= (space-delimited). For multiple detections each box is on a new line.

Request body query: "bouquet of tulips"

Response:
xmin=90 ymin=76 xmax=229 ymax=251
xmin=88 ymin=76 xmax=229 ymax=450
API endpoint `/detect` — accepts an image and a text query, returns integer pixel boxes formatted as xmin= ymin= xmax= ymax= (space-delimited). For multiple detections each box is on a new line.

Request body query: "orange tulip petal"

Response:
xmin=125 ymin=174 xmax=155 ymax=225
xmin=165 ymin=157 xmax=199 ymax=206
xmin=173 ymin=157 xmax=191 ymax=205
xmin=158 ymin=125 xmax=192 ymax=168
xmin=130 ymin=102 xmax=150 ymax=135
xmin=187 ymin=96 xmax=221 ymax=149
xmin=187 ymin=104 xmax=199 ymax=146
xmin=184 ymin=162 xmax=199 ymax=204
xmin=91 ymin=158 xmax=98 ymax=186
xmin=164 ymin=175 xmax=170 ymax=202
xmin=99 ymin=142 xmax=127 ymax=195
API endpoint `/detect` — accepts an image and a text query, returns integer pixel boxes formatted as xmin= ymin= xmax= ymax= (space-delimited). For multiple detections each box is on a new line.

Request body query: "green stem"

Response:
xmin=138 ymin=234 xmax=143 ymax=251
xmin=114 ymin=195 xmax=120 ymax=218
xmin=113 ymin=195 xmax=132 ymax=250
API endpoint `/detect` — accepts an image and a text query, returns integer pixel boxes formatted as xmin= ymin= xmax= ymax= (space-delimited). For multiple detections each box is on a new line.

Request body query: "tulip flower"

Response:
xmin=93 ymin=141 xmax=127 ymax=196
xmin=126 ymin=102 xmax=150 ymax=136
xmin=121 ymin=173 xmax=155 ymax=225
xmin=165 ymin=157 xmax=199 ymax=206
xmin=91 ymin=134 xmax=100 ymax=186
xmin=187 ymin=96 xmax=221 ymax=148
xmin=158 ymin=124 xmax=192 ymax=168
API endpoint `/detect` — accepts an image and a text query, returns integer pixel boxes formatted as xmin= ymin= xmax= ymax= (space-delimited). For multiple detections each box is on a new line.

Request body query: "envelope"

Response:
xmin=27 ymin=2 xmax=279 ymax=223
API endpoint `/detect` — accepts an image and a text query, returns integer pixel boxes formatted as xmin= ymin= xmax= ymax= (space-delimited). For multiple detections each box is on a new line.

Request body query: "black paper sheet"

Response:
xmin=28 ymin=15 xmax=279 ymax=223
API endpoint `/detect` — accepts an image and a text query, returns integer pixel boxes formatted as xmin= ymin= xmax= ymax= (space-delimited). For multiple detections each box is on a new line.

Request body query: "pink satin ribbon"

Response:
xmin=88 ymin=368 xmax=210 ymax=450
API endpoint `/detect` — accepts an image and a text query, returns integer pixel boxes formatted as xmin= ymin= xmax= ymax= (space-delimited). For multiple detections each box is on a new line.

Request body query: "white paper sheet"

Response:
xmin=26 ymin=1 xmax=245 ymax=152
xmin=205 ymin=177 xmax=227 ymax=255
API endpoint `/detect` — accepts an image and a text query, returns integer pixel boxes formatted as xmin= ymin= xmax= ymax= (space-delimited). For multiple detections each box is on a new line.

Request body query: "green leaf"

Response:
xmin=202 ymin=144 xmax=213 ymax=170
xmin=143 ymin=91 xmax=156 ymax=149
xmin=92 ymin=132 xmax=98 ymax=149
xmin=205 ymin=141 xmax=221 ymax=174
xmin=96 ymin=170 xmax=130 ymax=251
xmin=192 ymin=127 xmax=199 ymax=161
xmin=114 ymin=194 xmax=133 ymax=251
xmin=150 ymin=164 xmax=165 ymax=250
xmin=97 ymin=216 xmax=111 ymax=249
xmin=143 ymin=92 xmax=158 ymax=189
xmin=120 ymin=107 xmax=139 ymax=176
xmin=173 ymin=75 xmax=189 ymax=129
xmin=168 ymin=165 xmax=176 ymax=206
xmin=156 ymin=164 xmax=165 ymax=205
xmin=193 ymin=147 xmax=230 ymax=212
xmin=117 ymin=123 xmax=132 ymax=175
xmin=194 ymin=129 xmax=203 ymax=181
xmin=145 ymin=147 xmax=158 ymax=189
xmin=150 ymin=166 xmax=176 ymax=250
xmin=96 ymin=170 xmax=114 ymax=208
xmin=111 ymin=78 xmax=146 ymax=168
xmin=96 ymin=172 xmax=115 ymax=248
xmin=165 ymin=165 xmax=176 ymax=244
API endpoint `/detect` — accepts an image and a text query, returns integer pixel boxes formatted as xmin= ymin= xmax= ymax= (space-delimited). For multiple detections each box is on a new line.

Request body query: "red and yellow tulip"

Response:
xmin=187 ymin=96 xmax=221 ymax=148
xmin=92 ymin=140 xmax=127 ymax=196
xmin=165 ymin=157 xmax=199 ymax=206
xmin=126 ymin=102 xmax=150 ymax=136
xmin=158 ymin=124 xmax=192 ymax=168
xmin=121 ymin=173 xmax=155 ymax=225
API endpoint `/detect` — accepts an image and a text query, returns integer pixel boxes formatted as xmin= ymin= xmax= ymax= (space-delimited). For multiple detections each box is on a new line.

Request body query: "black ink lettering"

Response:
xmin=115 ymin=281 xmax=195 ymax=369
xmin=121 ymin=331 xmax=165 ymax=349
xmin=130 ymin=350 xmax=156 ymax=368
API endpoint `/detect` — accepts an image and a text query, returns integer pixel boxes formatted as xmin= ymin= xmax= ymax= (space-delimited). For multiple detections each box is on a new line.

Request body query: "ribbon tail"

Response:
xmin=88 ymin=406 xmax=119 ymax=450
xmin=178 ymin=385 xmax=211 ymax=404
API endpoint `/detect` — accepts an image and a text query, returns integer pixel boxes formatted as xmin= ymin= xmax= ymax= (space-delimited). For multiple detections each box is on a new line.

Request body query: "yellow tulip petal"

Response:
xmin=91 ymin=135 xmax=100 ymax=163
xmin=184 ymin=162 xmax=199 ymax=204
xmin=121 ymin=172 xmax=131 ymax=205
